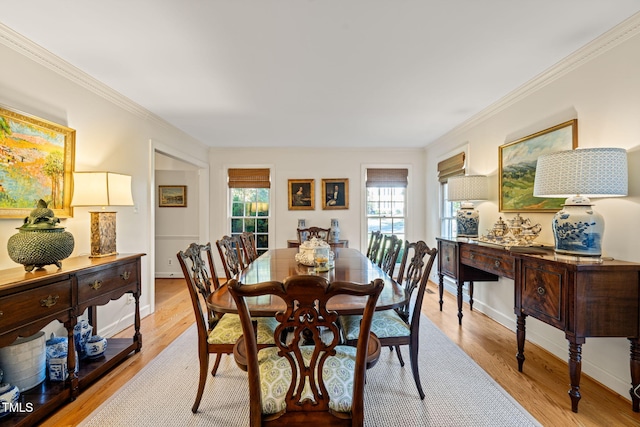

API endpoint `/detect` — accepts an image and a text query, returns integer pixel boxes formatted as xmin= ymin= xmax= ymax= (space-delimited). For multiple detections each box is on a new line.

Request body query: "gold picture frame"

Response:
xmin=499 ymin=119 xmax=578 ymax=212
xmin=322 ymin=178 xmax=349 ymax=210
xmin=288 ymin=179 xmax=314 ymax=210
xmin=159 ymin=185 xmax=187 ymax=207
xmin=0 ymin=105 xmax=76 ymax=218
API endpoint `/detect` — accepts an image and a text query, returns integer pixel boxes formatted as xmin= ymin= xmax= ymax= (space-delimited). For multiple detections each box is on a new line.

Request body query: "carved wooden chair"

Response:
xmin=340 ymin=240 xmax=437 ymax=399
xmin=227 ymin=275 xmax=384 ymax=427
xmin=297 ymin=226 xmax=331 ymax=243
xmin=177 ymin=243 xmax=278 ymax=413
xmin=378 ymin=234 xmax=403 ymax=278
xmin=240 ymin=231 xmax=259 ymax=264
xmin=366 ymin=231 xmax=383 ymax=264
xmin=216 ymin=235 xmax=246 ymax=280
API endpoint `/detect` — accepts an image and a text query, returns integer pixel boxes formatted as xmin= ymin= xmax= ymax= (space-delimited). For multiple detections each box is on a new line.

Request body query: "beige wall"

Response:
xmin=0 ymin=27 xmax=209 ymax=337
xmin=425 ymin=16 xmax=640 ymax=399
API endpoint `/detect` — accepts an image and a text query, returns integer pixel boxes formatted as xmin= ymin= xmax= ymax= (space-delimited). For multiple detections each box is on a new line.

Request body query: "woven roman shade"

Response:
xmin=366 ymin=168 xmax=408 ymax=188
xmin=228 ymin=168 xmax=271 ymax=188
xmin=437 ymin=152 xmax=465 ymax=183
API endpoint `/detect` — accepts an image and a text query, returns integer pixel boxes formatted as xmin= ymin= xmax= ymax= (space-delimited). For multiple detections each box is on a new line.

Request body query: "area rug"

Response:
xmin=80 ymin=316 xmax=541 ymax=426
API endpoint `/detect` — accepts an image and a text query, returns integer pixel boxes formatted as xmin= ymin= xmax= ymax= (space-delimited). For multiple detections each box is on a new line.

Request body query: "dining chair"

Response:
xmin=378 ymin=234 xmax=403 ymax=278
xmin=240 ymin=231 xmax=259 ymax=264
xmin=227 ymin=275 xmax=384 ymax=427
xmin=340 ymin=240 xmax=438 ymax=400
xmin=177 ymin=242 xmax=278 ymax=413
xmin=297 ymin=226 xmax=330 ymax=243
xmin=366 ymin=231 xmax=383 ymax=264
xmin=216 ymin=235 xmax=246 ymax=280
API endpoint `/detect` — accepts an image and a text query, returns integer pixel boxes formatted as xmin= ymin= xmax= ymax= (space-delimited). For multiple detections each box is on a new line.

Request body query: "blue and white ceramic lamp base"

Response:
xmin=552 ymin=196 xmax=604 ymax=257
xmin=456 ymin=204 xmax=480 ymax=238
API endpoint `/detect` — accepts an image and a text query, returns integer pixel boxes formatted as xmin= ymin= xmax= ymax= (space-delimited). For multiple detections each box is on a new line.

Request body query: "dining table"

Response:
xmin=207 ymin=247 xmax=407 ymax=316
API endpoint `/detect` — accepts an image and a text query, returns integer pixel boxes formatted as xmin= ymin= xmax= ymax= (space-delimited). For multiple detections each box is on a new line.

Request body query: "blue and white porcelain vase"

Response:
xmin=329 ymin=218 xmax=340 ymax=243
xmin=297 ymin=219 xmax=308 ymax=242
xmin=552 ymin=196 xmax=604 ymax=256
xmin=456 ymin=202 xmax=479 ymax=238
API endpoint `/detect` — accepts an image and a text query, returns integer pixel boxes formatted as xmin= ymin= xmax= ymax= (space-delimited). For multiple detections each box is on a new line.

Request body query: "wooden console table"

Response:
xmin=287 ymin=239 xmax=348 ymax=249
xmin=436 ymin=237 xmax=640 ymax=413
xmin=0 ymin=253 xmax=144 ymax=426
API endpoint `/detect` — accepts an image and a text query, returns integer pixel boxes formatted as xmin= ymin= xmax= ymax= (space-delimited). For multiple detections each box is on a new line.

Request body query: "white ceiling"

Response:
xmin=1 ymin=1 xmax=639 ymax=148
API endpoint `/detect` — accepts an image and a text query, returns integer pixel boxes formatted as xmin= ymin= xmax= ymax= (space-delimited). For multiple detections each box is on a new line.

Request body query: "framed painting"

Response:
xmin=322 ymin=178 xmax=349 ymax=210
xmin=0 ymin=105 xmax=75 ymax=218
xmin=159 ymin=185 xmax=187 ymax=207
xmin=499 ymin=119 xmax=577 ymax=212
xmin=288 ymin=179 xmax=314 ymax=210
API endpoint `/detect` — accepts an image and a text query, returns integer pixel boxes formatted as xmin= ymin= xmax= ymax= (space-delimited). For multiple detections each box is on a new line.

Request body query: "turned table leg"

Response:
xmin=438 ymin=272 xmax=444 ymax=311
xmin=568 ymin=340 xmax=584 ymax=413
xmin=468 ymin=281 xmax=474 ymax=311
xmin=457 ymin=280 xmax=464 ymax=325
xmin=516 ymin=314 xmax=526 ymax=372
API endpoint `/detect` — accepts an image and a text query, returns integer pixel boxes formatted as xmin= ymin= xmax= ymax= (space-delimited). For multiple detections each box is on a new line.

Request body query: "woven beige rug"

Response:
xmin=80 ymin=315 xmax=541 ymax=426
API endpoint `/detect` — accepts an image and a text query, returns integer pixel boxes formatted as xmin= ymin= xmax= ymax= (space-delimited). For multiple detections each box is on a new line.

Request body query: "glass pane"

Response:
xmin=231 ymin=219 xmax=243 ymax=233
xmin=256 ymin=234 xmax=268 ymax=249
xmin=380 ymin=218 xmax=393 ymax=234
xmin=245 ymin=219 xmax=256 ymax=233
xmin=244 ymin=188 xmax=257 ymax=202
xmin=245 ymin=202 xmax=256 ymax=217
xmin=231 ymin=202 xmax=243 ymax=217
xmin=379 ymin=201 xmax=392 ymax=217
xmin=257 ymin=218 xmax=269 ymax=233
xmin=393 ymin=218 xmax=405 ymax=234
xmin=367 ymin=201 xmax=379 ymax=216
xmin=231 ymin=188 xmax=244 ymax=203
xmin=367 ymin=219 xmax=380 ymax=233
xmin=257 ymin=202 xmax=269 ymax=216
xmin=257 ymin=188 xmax=269 ymax=203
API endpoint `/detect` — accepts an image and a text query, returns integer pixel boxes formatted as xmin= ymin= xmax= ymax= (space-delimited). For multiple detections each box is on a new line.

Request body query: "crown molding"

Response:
xmin=434 ymin=12 xmax=640 ymax=143
xmin=0 ymin=22 xmax=172 ymax=129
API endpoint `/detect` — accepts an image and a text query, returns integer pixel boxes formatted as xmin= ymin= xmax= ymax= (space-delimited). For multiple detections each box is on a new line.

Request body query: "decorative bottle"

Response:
xmin=330 ymin=218 xmax=340 ymax=243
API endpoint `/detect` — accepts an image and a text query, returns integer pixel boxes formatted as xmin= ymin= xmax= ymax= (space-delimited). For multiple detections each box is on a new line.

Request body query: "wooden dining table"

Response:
xmin=207 ymin=247 xmax=407 ymax=316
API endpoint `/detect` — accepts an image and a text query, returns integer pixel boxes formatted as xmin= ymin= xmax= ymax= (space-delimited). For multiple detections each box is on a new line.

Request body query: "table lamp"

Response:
xmin=71 ymin=172 xmax=134 ymax=257
xmin=447 ymin=175 xmax=489 ymax=238
xmin=533 ymin=147 xmax=627 ymax=257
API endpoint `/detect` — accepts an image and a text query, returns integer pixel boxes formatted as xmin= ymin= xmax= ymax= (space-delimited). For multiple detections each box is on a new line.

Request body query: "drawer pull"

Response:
xmin=40 ymin=295 xmax=59 ymax=308
xmin=537 ymin=286 xmax=546 ymax=296
xmin=494 ymin=260 xmax=501 ymax=268
xmin=446 ymin=255 xmax=450 ymax=262
xmin=0 ymin=311 xmax=3 ymax=317
xmin=90 ymin=280 xmax=103 ymax=290
xmin=121 ymin=271 xmax=131 ymax=280
xmin=469 ymin=253 xmax=475 ymax=260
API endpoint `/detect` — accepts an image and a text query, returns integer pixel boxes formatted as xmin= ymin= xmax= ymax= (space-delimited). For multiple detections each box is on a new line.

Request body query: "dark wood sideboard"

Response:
xmin=0 ymin=253 xmax=145 ymax=426
xmin=436 ymin=237 xmax=640 ymax=413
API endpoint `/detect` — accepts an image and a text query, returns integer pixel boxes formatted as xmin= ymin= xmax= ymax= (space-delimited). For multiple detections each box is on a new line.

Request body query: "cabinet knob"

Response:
xmin=91 ymin=280 xmax=103 ymax=290
xmin=446 ymin=255 xmax=450 ymax=262
xmin=494 ymin=260 xmax=501 ymax=268
xmin=537 ymin=286 xmax=546 ymax=296
xmin=0 ymin=311 xmax=3 ymax=317
xmin=40 ymin=295 xmax=59 ymax=308
xmin=469 ymin=253 xmax=475 ymax=260
xmin=121 ymin=271 xmax=131 ymax=280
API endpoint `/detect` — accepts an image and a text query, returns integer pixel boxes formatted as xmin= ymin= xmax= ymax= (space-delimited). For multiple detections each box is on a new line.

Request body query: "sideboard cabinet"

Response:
xmin=0 ymin=253 xmax=144 ymax=426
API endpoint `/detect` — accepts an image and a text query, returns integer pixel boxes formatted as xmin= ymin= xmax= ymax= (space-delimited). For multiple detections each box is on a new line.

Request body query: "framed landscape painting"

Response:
xmin=159 ymin=185 xmax=187 ymax=207
xmin=288 ymin=179 xmax=314 ymax=210
xmin=0 ymin=105 xmax=75 ymax=218
xmin=499 ymin=119 xmax=577 ymax=212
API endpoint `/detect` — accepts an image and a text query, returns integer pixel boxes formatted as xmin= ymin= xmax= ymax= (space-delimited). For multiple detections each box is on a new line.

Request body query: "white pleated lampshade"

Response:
xmin=447 ymin=175 xmax=489 ymax=202
xmin=71 ymin=172 xmax=134 ymax=207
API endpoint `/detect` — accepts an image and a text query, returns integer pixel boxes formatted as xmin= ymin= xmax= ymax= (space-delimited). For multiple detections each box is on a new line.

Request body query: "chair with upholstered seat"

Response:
xmin=216 ymin=235 xmax=246 ymax=280
xmin=228 ymin=275 xmax=384 ymax=427
xmin=340 ymin=240 xmax=437 ymax=399
xmin=366 ymin=231 xmax=383 ymax=264
xmin=378 ymin=234 xmax=403 ymax=278
xmin=297 ymin=226 xmax=330 ymax=243
xmin=240 ymin=231 xmax=259 ymax=264
xmin=177 ymin=242 xmax=278 ymax=413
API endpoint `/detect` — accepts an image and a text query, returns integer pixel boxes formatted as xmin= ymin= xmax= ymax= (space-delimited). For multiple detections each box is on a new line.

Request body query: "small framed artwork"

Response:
xmin=159 ymin=185 xmax=187 ymax=207
xmin=0 ymin=105 xmax=76 ymax=218
xmin=499 ymin=119 xmax=577 ymax=212
xmin=322 ymin=178 xmax=349 ymax=210
xmin=288 ymin=179 xmax=314 ymax=210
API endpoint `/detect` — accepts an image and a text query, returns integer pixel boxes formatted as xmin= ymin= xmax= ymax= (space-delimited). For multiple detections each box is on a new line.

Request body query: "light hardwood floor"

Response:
xmin=43 ymin=278 xmax=640 ymax=427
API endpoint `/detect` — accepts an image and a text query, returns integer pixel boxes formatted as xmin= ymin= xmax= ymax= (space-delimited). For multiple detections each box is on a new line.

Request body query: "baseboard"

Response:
xmin=97 ymin=303 xmax=152 ymax=338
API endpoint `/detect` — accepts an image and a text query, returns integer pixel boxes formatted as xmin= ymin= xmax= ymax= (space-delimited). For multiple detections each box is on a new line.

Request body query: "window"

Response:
xmin=366 ymin=168 xmax=408 ymax=247
xmin=228 ymin=168 xmax=270 ymax=255
xmin=437 ymin=152 xmax=465 ymax=238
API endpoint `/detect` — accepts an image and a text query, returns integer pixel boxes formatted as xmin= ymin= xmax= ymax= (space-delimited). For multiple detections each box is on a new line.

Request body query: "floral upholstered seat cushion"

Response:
xmin=258 ymin=345 xmax=356 ymax=415
xmin=340 ymin=309 xmax=410 ymax=341
xmin=207 ymin=314 xmax=278 ymax=345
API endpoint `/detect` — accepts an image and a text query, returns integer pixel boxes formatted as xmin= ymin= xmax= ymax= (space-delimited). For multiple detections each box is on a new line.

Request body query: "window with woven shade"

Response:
xmin=437 ymin=152 xmax=466 ymax=237
xmin=228 ymin=168 xmax=271 ymax=255
xmin=365 ymin=168 xmax=408 ymax=255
